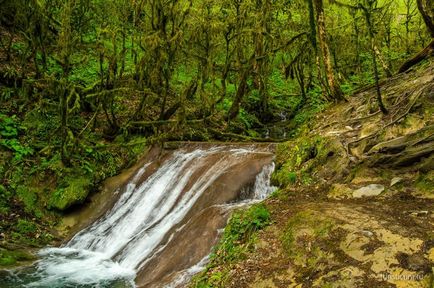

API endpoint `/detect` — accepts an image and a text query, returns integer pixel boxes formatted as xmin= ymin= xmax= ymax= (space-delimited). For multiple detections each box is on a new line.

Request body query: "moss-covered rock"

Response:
xmin=281 ymin=210 xmax=336 ymax=273
xmin=414 ymin=171 xmax=434 ymax=199
xmin=272 ymin=135 xmax=348 ymax=187
xmin=327 ymin=183 xmax=354 ymax=199
xmin=48 ymin=176 xmax=92 ymax=211
xmin=0 ymin=247 xmax=35 ymax=267
xmin=272 ymin=135 xmax=324 ymax=186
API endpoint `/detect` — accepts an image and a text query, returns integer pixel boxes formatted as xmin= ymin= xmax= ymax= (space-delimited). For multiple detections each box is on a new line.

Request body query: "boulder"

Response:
xmin=353 ymin=184 xmax=385 ymax=198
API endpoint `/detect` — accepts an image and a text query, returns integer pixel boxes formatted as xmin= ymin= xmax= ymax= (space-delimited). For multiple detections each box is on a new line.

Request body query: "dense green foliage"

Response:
xmin=0 ymin=0 xmax=432 ymax=266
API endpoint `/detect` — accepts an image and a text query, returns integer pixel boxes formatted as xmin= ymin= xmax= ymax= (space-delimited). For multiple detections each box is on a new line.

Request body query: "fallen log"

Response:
xmin=398 ymin=39 xmax=434 ymax=73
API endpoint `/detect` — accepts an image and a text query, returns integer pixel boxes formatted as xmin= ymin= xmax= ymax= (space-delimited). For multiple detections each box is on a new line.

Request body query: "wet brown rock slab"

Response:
xmin=135 ymin=146 xmax=274 ymax=287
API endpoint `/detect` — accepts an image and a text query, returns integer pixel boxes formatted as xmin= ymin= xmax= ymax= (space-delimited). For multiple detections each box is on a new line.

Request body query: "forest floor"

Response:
xmin=198 ymin=61 xmax=434 ymax=287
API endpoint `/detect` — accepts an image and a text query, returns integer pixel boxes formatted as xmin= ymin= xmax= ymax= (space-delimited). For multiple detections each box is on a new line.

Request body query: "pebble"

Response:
xmin=362 ymin=230 xmax=374 ymax=237
xmin=390 ymin=177 xmax=403 ymax=187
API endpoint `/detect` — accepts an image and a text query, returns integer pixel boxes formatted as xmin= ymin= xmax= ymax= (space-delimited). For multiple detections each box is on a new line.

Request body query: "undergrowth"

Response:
xmin=191 ymin=203 xmax=270 ymax=288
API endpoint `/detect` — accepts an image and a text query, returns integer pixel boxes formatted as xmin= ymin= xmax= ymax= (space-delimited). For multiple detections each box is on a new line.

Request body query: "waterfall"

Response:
xmin=166 ymin=162 xmax=276 ymax=288
xmin=2 ymin=146 xmax=275 ymax=288
xmin=253 ymin=162 xmax=276 ymax=200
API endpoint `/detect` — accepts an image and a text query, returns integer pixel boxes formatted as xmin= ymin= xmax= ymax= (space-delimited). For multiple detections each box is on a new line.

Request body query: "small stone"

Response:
xmin=361 ymin=230 xmax=374 ymax=237
xmin=390 ymin=177 xmax=403 ymax=187
xmin=410 ymin=211 xmax=429 ymax=217
xmin=353 ymin=184 xmax=385 ymax=198
xmin=349 ymin=156 xmax=358 ymax=163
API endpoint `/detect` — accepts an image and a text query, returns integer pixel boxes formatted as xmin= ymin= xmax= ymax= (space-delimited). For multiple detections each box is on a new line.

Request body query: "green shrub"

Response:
xmin=0 ymin=114 xmax=33 ymax=161
xmin=16 ymin=219 xmax=37 ymax=235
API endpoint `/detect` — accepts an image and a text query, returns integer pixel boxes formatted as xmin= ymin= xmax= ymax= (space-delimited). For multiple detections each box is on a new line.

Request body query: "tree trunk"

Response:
xmin=398 ymin=0 xmax=434 ymax=73
xmin=399 ymin=0 xmax=434 ymax=73
xmin=399 ymin=38 xmax=434 ymax=73
xmin=227 ymin=68 xmax=250 ymax=121
xmin=60 ymin=83 xmax=70 ymax=166
xmin=374 ymin=45 xmax=392 ymax=77
xmin=361 ymin=5 xmax=388 ymax=114
xmin=314 ymin=0 xmax=345 ymax=101
xmin=417 ymin=0 xmax=434 ymax=37
xmin=307 ymin=0 xmax=317 ymax=49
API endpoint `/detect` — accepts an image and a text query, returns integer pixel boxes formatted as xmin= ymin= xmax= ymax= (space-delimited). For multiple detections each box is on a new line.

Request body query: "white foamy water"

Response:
xmin=5 ymin=147 xmax=275 ymax=288
xmin=253 ymin=162 xmax=276 ymax=200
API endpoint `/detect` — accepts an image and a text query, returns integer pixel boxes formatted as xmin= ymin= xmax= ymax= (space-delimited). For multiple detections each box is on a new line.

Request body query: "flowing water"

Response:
xmin=1 ymin=145 xmax=275 ymax=288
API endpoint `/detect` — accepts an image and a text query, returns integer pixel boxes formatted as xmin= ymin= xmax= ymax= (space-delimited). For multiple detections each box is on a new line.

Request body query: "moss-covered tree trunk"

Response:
xmin=399 ymin=0 xmax=434 ymax=73
xmin=360 ymin=3 xmax=388 ymax=114
xmin=314 ymin=0 xmax=345 ymax=102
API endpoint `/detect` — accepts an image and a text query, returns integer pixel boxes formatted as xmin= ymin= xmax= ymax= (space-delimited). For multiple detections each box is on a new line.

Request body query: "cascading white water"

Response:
xmin=253 ymin=162 xmax=276 ymax=200
xmin=3 ymin=146 xmax=275 ymax=288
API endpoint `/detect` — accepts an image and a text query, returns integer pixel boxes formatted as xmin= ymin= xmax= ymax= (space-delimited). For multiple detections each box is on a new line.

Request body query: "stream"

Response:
xmin=0 ymin=144 xmax=276 ymax=288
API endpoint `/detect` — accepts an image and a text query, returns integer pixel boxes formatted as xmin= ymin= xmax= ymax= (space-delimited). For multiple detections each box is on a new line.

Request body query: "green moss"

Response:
xmin=281 ymin=210 xmax=335 ymax=270
xmin=48 ymin=176 xmax=92 ymax=211
xmin=272 ymin=135 xmax=326 ymax=186
xmin=212 ymin=203 xmax=270 ymax=265
xmin=191 ymin=203 xmax=271 ymax=287
xmin=15 ymin=219 xmax=37 ymax=234
xmin=272 ymin=134 xmax=347 ymax=188
xmin=416 ymin=171 xmax=434 ymax=194
xmin=0 ymin=248 xmax=35 ymax=267
xmin=0 ymin=184 xmax=11 ymax=214
xmin=16 ymin=186 xmax=38 ymax=213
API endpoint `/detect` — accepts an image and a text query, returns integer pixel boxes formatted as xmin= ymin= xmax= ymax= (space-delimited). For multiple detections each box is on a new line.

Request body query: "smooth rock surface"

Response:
xmin=353 ymin=184 xmax=385 ymax=198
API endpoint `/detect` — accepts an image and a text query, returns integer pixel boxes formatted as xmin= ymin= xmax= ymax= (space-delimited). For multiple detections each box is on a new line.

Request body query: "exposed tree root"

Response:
xmin=346 ymin=85 xmax=426 ymax=150
xmin=365 ymin=125 xmax=433 ymax=169
xmin=368 ymin=140 xmax=434 ymax=168
xmin=367 ymin=125 xmax=434 ymax=155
